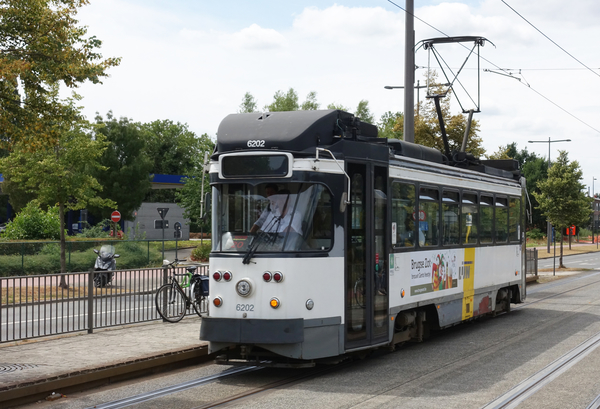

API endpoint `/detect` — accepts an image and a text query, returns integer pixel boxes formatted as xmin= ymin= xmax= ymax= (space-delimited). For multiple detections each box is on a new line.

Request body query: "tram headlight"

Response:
xmin=270 ymin=297 xmax=280 ymax=309
xmin=236 ymin=279 xmax=252 ymax=297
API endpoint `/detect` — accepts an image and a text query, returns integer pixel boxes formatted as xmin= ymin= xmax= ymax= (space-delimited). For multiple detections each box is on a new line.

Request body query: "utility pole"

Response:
xmin=403 ymin=0 xmax=415 ymax=143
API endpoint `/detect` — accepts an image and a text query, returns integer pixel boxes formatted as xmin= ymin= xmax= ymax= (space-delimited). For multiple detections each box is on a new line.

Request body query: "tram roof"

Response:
xmin=215 ymin=109 xmax=377 ymax=155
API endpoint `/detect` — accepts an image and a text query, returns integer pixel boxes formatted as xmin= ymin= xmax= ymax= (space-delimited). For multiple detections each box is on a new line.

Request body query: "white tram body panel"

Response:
xmin=208 ymin=257 xmax=345 ymax=321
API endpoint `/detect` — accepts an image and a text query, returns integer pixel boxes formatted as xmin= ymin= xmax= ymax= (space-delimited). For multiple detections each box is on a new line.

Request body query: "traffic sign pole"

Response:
xmin=111 ymin=211 xmax=121 ymax=239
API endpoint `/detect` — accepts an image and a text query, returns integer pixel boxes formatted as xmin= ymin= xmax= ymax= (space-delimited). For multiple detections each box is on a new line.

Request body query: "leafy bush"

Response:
xmin=78 ymin=221 xmax=111 ymax=238
xmin=2 ymin=202 xmax=63 ymax=240
xmin=191 ymin=242 xmax=211 ymax=262
xmin=2 ymin=200 xmax=60 ymax=240
xmin=526 ymin=228 xmax=545 ymax=240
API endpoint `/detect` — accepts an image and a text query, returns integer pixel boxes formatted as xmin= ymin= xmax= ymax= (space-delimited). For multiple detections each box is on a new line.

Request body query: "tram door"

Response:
xmin=345 ymin=162 xmax=389 ymax=350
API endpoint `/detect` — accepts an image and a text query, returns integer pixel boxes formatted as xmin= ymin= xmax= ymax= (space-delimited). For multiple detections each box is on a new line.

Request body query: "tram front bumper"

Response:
xmin=200 ymin=317 xmax=304 ymax=344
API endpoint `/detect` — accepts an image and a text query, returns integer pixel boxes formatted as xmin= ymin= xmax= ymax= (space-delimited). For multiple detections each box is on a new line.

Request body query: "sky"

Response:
xmin=75 ymin=0 xmax=600 ymax=193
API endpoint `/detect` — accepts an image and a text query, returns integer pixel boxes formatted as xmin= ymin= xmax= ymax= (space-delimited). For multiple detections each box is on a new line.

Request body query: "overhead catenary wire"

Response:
xmin=501 ymin=0 xmax=600 ymax=80
xmin=386 ymin=0 xmax=600 ymax=136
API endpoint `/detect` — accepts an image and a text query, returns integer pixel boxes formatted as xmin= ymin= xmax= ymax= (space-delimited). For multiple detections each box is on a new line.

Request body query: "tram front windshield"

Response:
xmin=212 ymin=183 xmax=333 ymax=253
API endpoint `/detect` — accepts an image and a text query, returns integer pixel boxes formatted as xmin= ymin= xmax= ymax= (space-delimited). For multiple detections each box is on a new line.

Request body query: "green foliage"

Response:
xmin=91 ymin=112 xmax=153 ymax=220
xmin=301 ymin=91 xmax=319 ymax=110
xmin=327 ymin=102 xmax=349 ymax=111
xmin=355 ymin=100 xmax=374 ymax=124
xmin=175 ymin=147 xmax=213 ymax=233
xmin=526 ymin=228 xmax=545 ymax=240
xmin=533 ymin=150 xmax=592 ymax=231
xmin=142 ymin=119 xmax=207 ymax=203
xmin=191 ymin=242 xmax=211 ymax=262
xmin=0 ymin=240 xmax=163 ymax=277
xmin=265 ymin=88 xmax=300 ymax=112
xmin=0 ymin=0 xmax=120 ymax=148
xmin=1 ymin=202 xmax=62 ymax=240
xmin=77 ymin=221 xmax=110 ymax=238
xmin=378 ymin=111 xmax=403 ymax=140
xmin=239 ymin=92 xmax=258 ymax=113
xmin=411 ymin=71 xmax=485 ymax=157
xmin=488 ymin=142 xmax=548 ymax=230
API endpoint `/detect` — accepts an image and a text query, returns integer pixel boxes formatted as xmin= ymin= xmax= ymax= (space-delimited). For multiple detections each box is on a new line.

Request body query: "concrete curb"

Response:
xmin=0 ymin=345 xmax=212 ymax=407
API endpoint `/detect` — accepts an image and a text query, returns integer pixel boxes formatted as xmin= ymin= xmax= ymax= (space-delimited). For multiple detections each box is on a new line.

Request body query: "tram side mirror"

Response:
xmin=340 ymin=192 xmax=348 ymax=213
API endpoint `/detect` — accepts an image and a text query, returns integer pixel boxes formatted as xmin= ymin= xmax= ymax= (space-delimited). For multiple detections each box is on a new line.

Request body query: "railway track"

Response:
xmin=71 ymin=272 xmax=600 ymax=409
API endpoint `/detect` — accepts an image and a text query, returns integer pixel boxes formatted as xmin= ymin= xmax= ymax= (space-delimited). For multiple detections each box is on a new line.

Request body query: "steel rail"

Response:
xmin=482 ymin=331 xmax=600 ymax=408
xmin=86 ymin=366 xmax=260 ymax=409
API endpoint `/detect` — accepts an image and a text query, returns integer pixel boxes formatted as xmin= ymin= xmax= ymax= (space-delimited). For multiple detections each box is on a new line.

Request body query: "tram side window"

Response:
xmin=442 ymin=190 xmax=459 ymax=245
xmin=495 ymin=197 xmax=509 ymax=243
xmin=509 ymin=197 xmax=520 ymax=242
xmin=391 ymin=182 xmax=415 ymax=248
xmin=480 ymin=195 xmax=494 ymax=243
xmin=461 ymin=192 xmax=478 ymax=245
xmin=419 ymin=187 xmax=439 ymax=247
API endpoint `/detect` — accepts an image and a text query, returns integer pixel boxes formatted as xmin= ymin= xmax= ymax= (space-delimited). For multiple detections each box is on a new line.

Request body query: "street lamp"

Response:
xmin=528 ymin=137 xmax=571 ymax=253
xmin=384 ymin=81 xmax=450 ymax=119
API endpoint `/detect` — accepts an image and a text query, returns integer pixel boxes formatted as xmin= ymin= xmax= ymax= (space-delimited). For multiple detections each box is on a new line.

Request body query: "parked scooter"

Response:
xmin=93 ymin=245 xmax=119 ymax=287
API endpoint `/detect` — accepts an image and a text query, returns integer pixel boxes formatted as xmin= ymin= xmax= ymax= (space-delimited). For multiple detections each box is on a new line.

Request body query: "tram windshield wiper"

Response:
xmin=242 ymin=231 xmax=266 ymax=264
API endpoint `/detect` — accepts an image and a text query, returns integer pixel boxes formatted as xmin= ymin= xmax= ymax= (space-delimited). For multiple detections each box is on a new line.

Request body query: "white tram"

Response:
xmin=200 ymin=109 xmax=527 ymax=366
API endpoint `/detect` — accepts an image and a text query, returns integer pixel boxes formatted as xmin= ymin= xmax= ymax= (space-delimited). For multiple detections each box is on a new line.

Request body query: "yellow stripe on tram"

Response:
xmin=462 ymin=248 xmax=475 ymax=320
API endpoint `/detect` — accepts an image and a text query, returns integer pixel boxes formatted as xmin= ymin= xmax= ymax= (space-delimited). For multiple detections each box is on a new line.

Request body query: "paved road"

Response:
xmin=538 ymin=251 xmax=600 ymax=270
xmin=25 ymin=271 xmax=600 ymax=409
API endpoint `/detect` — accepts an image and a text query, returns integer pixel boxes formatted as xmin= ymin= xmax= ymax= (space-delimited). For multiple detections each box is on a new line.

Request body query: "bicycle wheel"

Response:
xmin=190 ymin=282 xmax=203 ymax=317
xmin=155 ymin=284 xmax=187 ymax=323
xmin=354 ymin=278 xmax=366 ymax=308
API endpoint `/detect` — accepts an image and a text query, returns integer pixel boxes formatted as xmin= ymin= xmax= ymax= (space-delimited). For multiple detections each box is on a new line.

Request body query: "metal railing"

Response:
xmin=526 ymin=248 xmax=538 ymax=278
xmin=0 ymin=265 xmax=208 ymax=343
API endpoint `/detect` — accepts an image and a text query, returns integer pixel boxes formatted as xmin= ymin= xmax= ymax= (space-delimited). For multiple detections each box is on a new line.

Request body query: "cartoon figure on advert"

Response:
xmin=439 ymin=254 xmax=447 ymax=290
xmin=432 ymin=254 xmax=441 ymax=291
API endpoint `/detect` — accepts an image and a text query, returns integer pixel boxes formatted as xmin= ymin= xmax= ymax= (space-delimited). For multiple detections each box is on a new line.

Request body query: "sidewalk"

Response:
xmin=0 ymin=317 xmax=208 ymax=406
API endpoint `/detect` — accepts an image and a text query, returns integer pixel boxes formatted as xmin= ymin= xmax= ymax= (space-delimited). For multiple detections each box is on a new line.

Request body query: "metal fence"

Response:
xmin=0 ymin=265 xmax=208 ymax=343
xmin=526 ymin=248 xmax=538 ymax=278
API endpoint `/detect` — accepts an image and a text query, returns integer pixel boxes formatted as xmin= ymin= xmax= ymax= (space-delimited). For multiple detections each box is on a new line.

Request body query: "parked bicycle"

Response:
xmin=155 ymin=259 xmax=209 ymax=323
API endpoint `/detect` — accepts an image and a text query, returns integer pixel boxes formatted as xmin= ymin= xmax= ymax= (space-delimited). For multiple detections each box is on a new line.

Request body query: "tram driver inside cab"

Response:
xmin=253 ymin=188 xmax=303 ymax=235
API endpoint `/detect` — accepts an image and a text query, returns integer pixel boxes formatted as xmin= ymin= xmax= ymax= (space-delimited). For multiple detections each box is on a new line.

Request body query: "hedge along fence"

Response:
xmin=0 ymin=240 xmax=167 ymax=277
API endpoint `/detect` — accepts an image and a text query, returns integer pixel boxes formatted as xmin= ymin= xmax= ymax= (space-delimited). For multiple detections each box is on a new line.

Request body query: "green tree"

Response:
xmin=0 ymin=105 xmax=116 ymax=278
xmin=326 ymin=102 xmax=349 ymax=111
xmin=175 ymin=135 xmax=215 ymax=233
xmin=301 ymin=91 xmax=319 ymax=110
xmin=0 ymin=0 xmax=120 ymax=148
xmin=265 ymin=88 xmax=299 ymax=112
xmin=355 ymin=100 xmax=374 ymax=124
xmin=239 ymin=92 xmax=258 ymax=113
xmin=141 ymin=120 xmax=204 ymax=202
xmin=91 ymin=112 xmax=153 ymax=220
xmin=377 ymin=111 xmax=403 ymax=140
xmin=533 ymin=150 xmax=592 ymax=267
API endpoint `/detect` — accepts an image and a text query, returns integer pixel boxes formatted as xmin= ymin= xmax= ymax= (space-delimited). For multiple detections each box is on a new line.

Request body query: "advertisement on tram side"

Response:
xmin=406 ymin=249 xmax=472 ymax=296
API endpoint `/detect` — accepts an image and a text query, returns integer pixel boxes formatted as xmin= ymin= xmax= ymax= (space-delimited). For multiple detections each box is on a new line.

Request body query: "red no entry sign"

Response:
xmin=111 ymin=210 xmax=121 ymax=223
